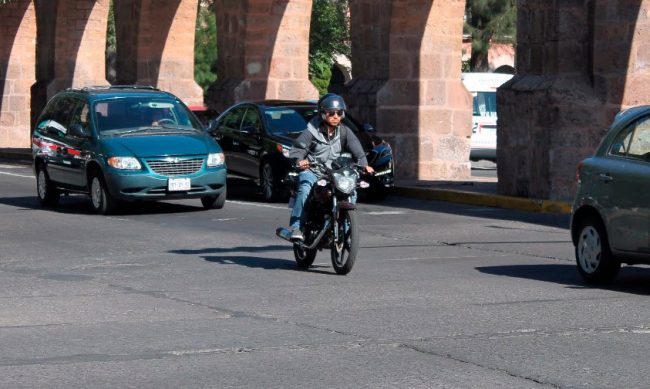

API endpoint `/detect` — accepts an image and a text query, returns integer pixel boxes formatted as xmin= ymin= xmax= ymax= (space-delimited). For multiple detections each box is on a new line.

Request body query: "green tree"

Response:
xmin=309 ymin=0 xmax=350 ymax=95
xmin=194 ymin=2 xmax=217 ymax=92
xmin=464 ymin=0 xmax=516 ymax=72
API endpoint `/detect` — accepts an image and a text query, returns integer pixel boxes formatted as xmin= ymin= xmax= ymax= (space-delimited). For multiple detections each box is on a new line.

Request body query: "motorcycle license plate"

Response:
xmin=168 ymin=178 xmax=191 ymax=191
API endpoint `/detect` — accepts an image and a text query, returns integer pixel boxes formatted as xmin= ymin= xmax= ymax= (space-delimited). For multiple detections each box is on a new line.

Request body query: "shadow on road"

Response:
xmin=169 ymin=244 xmax=335 ymax=275
xmin=477 ymin=264 xmax=650 ymax=295
xmin=170 ymin=245 xmax=288 ymax=255
xmin=0 ymin=195 xmax=206 ymax=215
xmin=201 ymin=255 xmax=332 ymax=275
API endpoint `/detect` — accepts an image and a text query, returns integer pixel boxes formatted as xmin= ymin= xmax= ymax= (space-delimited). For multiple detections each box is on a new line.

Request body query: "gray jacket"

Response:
xmin=289 ymin=117 xmax=368 ymax=174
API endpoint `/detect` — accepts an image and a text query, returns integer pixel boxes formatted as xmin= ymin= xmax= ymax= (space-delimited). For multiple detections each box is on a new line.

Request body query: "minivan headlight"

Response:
xmin=207 ymin=152 xmax=225 ymax=167
xmin=107 ymin=156 xmax=141 ymax=170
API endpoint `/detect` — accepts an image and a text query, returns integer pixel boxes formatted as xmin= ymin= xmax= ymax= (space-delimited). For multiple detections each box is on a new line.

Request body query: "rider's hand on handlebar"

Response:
xmin=363 ymin=165 xmax=374 ymax=174
xmin=297 ymin=159 xmax=310 ymax=170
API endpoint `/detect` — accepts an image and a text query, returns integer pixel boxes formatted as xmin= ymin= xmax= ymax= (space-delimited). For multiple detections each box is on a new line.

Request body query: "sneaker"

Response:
xmin=290 ymin=228 xmax=304 ymax=242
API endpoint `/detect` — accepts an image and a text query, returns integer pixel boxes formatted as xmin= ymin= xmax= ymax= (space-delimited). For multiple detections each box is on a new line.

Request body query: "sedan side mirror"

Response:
xmin=363 ymin=123 xmax=376 ymax=133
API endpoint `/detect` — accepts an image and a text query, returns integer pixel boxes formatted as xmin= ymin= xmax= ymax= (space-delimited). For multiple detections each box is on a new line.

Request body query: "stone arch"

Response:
xmin=113 ymin=0 xmax=202 ymax=106
xmin=0 ymin=0 xmax=35 ymax=147
xmin=376 ymin=0 xmax=471 ymax=180
xmin=45 ymin=0 xmax=110 ymax=98
xmin=207 ymin=0 xmax=318 ymax=112
xmin=344 ymin=0 xmax=391 ymax=128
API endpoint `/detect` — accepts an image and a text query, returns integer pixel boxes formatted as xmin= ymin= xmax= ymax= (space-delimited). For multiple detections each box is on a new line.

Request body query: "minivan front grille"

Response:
xmin=146 ymin=158 xmax=204 ymax=176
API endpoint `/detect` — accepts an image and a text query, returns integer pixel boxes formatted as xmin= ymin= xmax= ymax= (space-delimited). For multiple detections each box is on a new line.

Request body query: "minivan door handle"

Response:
xmin=598 ymin=173 xmax=613 ymax=183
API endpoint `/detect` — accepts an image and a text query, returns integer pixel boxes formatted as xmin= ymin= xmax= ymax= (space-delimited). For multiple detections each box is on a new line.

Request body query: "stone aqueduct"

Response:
xmin=1 ymin=0 xmax=650 ymax=201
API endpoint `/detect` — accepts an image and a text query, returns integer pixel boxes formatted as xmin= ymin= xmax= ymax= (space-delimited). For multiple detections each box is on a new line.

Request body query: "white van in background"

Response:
xmin=461 ymin=72 xmax=514 ymax=162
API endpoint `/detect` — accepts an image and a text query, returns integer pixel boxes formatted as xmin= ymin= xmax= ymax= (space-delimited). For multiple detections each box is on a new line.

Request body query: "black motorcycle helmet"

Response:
xmin=318 ymin=93 xmax=347 ymax=120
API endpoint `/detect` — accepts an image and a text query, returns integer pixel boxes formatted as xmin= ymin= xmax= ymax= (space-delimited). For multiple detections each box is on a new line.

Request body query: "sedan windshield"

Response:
xmin=264 ymin=106 xmax=317 ymax=135
xmin=93 ymin=97 xmax=203 ymax=134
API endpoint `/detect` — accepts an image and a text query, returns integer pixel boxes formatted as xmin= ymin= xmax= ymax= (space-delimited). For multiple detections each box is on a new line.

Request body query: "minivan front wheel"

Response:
xmin=575 ymin=217 xmax=620 ymax=284
xmin=201 ymin=188 xmax=226 ymax=210
xmin=90 ymin=173 xmax=117 ymax=215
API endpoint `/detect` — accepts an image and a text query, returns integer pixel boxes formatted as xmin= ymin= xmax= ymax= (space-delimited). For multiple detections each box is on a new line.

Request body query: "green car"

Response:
xmin=32 ymin=86 xmax=227 ymax=214
xmin=571 ymin=105 xmax=650 ymax=283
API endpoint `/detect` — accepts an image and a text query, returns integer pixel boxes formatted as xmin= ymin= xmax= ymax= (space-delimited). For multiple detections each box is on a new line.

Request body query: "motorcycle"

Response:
xmin=276 ymin=153 xmax=369 ymax=275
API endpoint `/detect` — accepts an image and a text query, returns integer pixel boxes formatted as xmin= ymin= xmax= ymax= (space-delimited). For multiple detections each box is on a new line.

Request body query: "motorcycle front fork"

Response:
xmin=332 ymin=196 xmax=339 ymax=242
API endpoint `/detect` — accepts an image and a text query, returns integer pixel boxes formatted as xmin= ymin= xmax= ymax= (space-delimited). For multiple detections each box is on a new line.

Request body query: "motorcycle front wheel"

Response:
xmin=293 ymin=243 xmax=317 ymax=269
xmin=331 ymin=209 xmax=358 ymax=275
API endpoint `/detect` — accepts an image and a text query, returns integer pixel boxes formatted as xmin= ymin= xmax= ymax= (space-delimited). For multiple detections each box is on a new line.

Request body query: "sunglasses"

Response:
xmin=325 ymin=110 xmax=344 ymax=117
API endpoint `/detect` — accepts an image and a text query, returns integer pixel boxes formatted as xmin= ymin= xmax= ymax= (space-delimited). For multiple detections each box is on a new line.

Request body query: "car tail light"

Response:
xmin=575 ymin=161 xmax=584 ymax=183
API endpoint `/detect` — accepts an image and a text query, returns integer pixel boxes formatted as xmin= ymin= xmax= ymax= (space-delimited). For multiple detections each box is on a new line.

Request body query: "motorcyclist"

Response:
xmin=288 ymin=93 xmax=374 ymax=241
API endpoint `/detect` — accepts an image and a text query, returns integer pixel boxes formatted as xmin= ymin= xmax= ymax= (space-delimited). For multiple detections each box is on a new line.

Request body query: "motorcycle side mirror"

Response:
xmin=363 ymin=123 xmax=376 ymax=133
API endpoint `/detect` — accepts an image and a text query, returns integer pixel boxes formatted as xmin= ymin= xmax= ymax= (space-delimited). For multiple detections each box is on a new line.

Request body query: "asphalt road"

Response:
xmin=1 ymin=160 xmax=650 ymax=388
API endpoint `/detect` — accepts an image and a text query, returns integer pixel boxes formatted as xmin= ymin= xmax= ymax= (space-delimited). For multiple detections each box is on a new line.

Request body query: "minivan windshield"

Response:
xmin=473 ymin=91 xmax=498 ymax=117
xmin=93 ymin=97 xmax=203 ymax=134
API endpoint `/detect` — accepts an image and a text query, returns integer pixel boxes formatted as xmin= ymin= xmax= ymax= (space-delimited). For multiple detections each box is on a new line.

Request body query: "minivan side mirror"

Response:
xmin=71 ymin=123 xmax=92 ymax=138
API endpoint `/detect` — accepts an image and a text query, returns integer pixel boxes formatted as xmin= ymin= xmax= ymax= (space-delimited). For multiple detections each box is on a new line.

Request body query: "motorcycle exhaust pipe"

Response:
xmin=275 ymin=218 xmax=331 ymax=249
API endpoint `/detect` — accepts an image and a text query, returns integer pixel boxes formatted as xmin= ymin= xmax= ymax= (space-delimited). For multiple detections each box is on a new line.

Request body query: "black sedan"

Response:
xmin=207 ymin=100 xmax=394 ymax=202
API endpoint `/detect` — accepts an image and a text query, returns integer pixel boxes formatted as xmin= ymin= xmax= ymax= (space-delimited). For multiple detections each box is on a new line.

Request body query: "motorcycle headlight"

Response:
xmin=333 ymin=173 xmax=355 ymax=194
xmin=207 ymin=152 xmax=225 ymax=167
xmin=107 ymin=156 xmax=141 ymax=170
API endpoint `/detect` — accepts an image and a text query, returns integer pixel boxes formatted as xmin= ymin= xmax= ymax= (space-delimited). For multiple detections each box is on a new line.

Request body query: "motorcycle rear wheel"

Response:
xmin=331 ymin=209 xmax=358 ymax=275
xmin=293 ymin=243 xmax=317 ymax=269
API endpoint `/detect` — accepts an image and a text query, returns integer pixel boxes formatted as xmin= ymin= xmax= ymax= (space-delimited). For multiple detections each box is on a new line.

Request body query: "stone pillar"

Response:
xmin=0 ymin=0 xmax=36 ymax=148
xmin=208 ymin=0 xmax=318 ymax=112
xmin=497 ymin=0 xmax=647 ymax=200
xmin=46 ymin=0 xmax=110 ymax=98
xmin=343 ymin=0 xmax=391 ymax=127
xmin=133 ymin=0 xmax=203 ymax=106
xmin=31 ymin=0 xmax=57 ymax=131
xmin=376 ymin=0 xmax=471 ymax=180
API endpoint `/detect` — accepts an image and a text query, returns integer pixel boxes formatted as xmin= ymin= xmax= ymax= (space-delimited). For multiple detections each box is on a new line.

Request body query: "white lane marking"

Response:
xmin=227 ymin=200 xmax=288 ymax=210
xmin=385 ymin=256 xmax=480 ymax=261
xmin=0 ymin=164 xmax=28 ymax=169
xmin=212 ymin=217 xmax=245 ymax=222
xmin=0 ymin=171 xmax=34 ymax=179
xmin=366 ymin=211 xmax=405 ymax=215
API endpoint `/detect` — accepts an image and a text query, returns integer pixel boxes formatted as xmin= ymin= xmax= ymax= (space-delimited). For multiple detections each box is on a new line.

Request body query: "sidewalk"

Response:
xmin=0 ymin=148 xmax=571 ymax=214
xmin=393 ymin=176 xmax=571 ymax=215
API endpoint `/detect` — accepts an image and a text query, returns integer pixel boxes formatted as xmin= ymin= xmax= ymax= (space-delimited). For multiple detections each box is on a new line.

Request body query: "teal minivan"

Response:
xmin=32 ymin=86 xmax=227 ymax=214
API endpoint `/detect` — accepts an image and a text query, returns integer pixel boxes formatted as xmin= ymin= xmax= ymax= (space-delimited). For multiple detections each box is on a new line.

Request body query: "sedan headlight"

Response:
xmin=207 ymin=152 xmax=225 ymax=167
xmin=107 ymin=156 xmax=141 ymax=170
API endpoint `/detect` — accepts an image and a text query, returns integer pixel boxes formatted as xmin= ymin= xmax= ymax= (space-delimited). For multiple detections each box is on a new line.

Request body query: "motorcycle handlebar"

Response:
xmin=294 ymin=160 xmax=373 ymax=175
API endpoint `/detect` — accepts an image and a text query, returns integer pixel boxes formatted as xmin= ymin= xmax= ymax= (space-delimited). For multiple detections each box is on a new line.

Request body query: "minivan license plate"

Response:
xmin=168 ymin=178 xmax=191 ymax=191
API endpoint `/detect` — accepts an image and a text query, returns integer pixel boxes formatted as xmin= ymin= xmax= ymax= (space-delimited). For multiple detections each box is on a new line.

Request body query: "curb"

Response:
xmin=0 ymin=148 xmax=32 ymax=164
xmin=393 ymin=186 xmax=572 ymax=215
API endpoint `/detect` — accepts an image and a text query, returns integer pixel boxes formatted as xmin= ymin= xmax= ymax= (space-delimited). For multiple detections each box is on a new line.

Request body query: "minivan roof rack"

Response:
xmin=81 ymin=85 xmax=159 ymax=91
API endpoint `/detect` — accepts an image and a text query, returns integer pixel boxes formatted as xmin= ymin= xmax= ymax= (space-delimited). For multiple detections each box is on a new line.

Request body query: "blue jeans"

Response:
xmin=290 ymin=170 xmax=317 ymax=230
xmin=289 ymin=170 xmax=357 ymax=230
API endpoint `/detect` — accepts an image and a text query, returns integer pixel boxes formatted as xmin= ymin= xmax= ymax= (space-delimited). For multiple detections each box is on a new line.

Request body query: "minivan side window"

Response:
xmin=36 ymin=96 xmax=78 ymax=137
xmin=69 ymin=99 xmax=92 ymax=137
